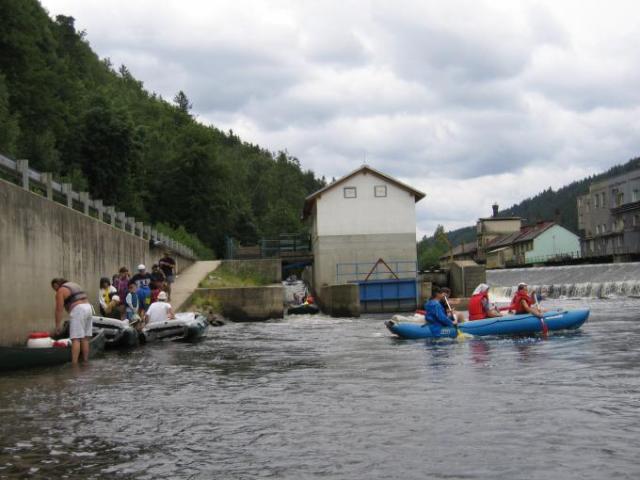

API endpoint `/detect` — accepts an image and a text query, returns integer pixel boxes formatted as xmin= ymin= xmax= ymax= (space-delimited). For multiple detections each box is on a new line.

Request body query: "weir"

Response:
xmin=488 ymin=262 xmax=640 ymax=299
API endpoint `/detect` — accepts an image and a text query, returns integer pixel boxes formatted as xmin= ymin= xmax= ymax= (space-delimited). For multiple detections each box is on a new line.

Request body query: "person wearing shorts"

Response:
xmin=51 ymin=278 xmax=93 ymax=364
xmin=159 ymin=252 xmax=176 ymax=299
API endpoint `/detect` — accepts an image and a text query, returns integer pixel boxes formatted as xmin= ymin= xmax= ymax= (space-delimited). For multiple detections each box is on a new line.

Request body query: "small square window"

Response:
xmin=374 ymin=185 xmax=387 ymax=197
xmin=343 ymin=187 xmax=357 ymax=198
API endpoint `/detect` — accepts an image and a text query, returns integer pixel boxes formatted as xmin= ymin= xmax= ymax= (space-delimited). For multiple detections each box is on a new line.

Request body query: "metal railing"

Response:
xmin=261 ymin=234 xmax=311 ymax=257
xmin=523 ymin=251 xmax=582 ymax=265
xmin=0 ymin=153 xmax=196 ymax=259
xmin=336 ymin=260 xmax=417 ymax=284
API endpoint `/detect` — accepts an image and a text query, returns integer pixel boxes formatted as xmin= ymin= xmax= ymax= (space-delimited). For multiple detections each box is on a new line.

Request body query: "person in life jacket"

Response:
xmin=51 ymin=278 xmax=93 ymax=364
xmin=440 ymin=287 xmax=466 ymax=324
xmin=424 ymin=287 xmax=457 ymax=335
xmin=510 ymin=283 xmax=544 ymax=317
xmin=468 ymin=283 xmax=502 ymax=321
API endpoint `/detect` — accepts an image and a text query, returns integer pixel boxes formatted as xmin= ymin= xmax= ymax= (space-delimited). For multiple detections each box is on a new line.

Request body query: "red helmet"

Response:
xmin=306 ymin=296 xmax=315 ymax=305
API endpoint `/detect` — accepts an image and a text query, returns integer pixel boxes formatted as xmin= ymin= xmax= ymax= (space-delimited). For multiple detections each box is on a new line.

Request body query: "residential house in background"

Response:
xmin=485 ymin=222 xmax=581 ymax=269
xmin=577 ymin=169 xmax=640 ymax=258
xmin=475 ymin=204 xmax=522 ymax=262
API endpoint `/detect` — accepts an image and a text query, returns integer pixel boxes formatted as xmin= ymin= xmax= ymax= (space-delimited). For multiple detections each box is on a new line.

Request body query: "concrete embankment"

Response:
xmin=185 ymin=259 xmax=284 ymax=321
xmin=0 ymin=178 xmax=194 ymax=345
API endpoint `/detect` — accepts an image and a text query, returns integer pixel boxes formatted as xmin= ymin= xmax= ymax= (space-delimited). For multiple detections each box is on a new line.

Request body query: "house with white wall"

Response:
xmin=302 ymin=165 xmax=425 ymax=292
xmin=486 ymin=221 xmax=581 ymax=268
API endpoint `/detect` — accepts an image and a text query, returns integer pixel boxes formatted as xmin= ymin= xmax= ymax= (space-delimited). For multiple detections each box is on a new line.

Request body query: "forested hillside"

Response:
xmin=418 ymin=156 xmax=640 ymax=268
xmin=0 ymin=0 xmax=325 ymax=257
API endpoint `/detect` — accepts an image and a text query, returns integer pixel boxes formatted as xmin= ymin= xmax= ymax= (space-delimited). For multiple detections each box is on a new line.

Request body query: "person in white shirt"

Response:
xmin=145 ymin=291 xmax=175 ymax=324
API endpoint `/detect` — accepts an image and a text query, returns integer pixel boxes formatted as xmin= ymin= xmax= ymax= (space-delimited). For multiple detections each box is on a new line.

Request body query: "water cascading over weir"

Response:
xmin=487 ymin=263 xmax=640 ymax=300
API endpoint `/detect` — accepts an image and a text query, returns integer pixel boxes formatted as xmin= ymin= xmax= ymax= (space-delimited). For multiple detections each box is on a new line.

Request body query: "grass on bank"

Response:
xmin=198 ymin=263 xmax=271 ymax=288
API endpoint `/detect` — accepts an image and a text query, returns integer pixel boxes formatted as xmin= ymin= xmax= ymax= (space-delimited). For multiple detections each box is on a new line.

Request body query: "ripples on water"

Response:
xmin=1 ymin=298 xmax=639 ymax=479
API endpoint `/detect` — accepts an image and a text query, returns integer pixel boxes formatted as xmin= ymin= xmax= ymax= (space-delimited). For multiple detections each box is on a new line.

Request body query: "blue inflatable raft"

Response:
xmin=385 ymin=309 xmax=589 ymax=339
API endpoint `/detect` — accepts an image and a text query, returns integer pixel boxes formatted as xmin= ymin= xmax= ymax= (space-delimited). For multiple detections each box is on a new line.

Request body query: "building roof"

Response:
xmin=478 ymin=216 xmax=522 ymax=221
xmin=439 ymin=241 xmax=477 ymax=260
xmin=302 ymin=165 xmax=426 ymax=219
xmin=486 ymin=221 xmax=557 ymax=251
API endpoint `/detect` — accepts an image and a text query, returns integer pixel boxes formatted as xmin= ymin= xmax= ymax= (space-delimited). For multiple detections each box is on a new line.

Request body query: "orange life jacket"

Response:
xmin=511 ymin=290 xmax=533 ymax=314
xmin=468 ymin=292 xmax=488 ymax=321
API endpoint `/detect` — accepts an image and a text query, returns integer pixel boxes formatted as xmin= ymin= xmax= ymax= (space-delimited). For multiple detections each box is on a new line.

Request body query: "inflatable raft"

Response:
xmin=0 ymin=331 xmax=106 ymax=372
xmin=288 ymin=304 xmax=320 ymax=315
xmin=385 ymin=309 xmax=589 ymax=339
xmin=92 ymin=316 xmax=139 ymax=348
xmin=141 ymin=312 xmax=209 ymax=343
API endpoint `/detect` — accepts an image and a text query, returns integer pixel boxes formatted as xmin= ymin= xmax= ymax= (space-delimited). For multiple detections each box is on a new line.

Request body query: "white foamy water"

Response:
xmin=488 ymin=262 xmax=640 ymax=299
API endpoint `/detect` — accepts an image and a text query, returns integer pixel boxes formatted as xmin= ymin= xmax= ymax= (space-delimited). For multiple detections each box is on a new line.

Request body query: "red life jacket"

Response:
xmin=468 ymin=292 xmax=488 ymax=321
xmin=511 ymin=290 xmax=533 ymax=314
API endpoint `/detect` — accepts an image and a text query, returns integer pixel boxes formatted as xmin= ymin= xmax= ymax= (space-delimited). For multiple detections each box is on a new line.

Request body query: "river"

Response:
xmin=1 ymin=298 xmax=639 ymax=479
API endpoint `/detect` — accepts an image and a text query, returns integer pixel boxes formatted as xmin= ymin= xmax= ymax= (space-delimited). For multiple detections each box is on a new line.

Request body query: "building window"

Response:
xmin=634 ymin=189 xmax=639 ymax=202
xmin=343 ymin=187 xmax=357 ymax=198
xmin=601 ymin=192 xmax=606 ymax=207
xmin=374 ymin=185 xmax=387 ymax=197
xmin=594 ymin=194 xmax=600 ymax=208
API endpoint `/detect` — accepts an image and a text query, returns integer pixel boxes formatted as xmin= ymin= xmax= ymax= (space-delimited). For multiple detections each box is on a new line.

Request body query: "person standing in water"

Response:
xmin=51 ymin=278 xmax=92 ymax=364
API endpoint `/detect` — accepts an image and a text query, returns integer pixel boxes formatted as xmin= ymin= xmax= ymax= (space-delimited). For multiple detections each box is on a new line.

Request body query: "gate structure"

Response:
xmin=336 ymin=259 xmax=418 ymax=313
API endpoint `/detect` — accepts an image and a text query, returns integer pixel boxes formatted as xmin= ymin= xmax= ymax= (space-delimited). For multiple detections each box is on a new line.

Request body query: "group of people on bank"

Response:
xmin=49 ymin=252 xmax=178 ymax=364
xmin=97 ymin=254 xmax=177 ymax=322
xmin=424 ymin=282 xmax=544 ymax=330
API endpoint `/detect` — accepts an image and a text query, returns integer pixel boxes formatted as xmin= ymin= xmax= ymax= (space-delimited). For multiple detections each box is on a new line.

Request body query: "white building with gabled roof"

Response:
xmin=302 ymin=165 xmax=425 ymax=291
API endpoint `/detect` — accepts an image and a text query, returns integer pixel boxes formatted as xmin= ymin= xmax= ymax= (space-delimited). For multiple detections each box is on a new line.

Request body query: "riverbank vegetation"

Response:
xmin=199 ymin=264 xmax=271 ymax=289
xmin=0 ymin=0 xmax=325 ymax=256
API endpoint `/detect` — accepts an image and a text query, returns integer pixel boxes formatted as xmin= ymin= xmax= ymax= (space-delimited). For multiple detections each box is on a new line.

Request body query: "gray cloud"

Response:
xmin=41 ymin=0 xmax=640 ymax=236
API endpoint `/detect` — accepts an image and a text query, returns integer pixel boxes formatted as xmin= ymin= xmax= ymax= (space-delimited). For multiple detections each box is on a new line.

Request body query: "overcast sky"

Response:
xmin=42 ymin=0 xmax=640 ymax=238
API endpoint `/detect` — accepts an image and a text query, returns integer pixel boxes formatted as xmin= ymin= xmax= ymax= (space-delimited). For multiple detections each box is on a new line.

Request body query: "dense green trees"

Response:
xmin=417 ymin=225 xmax=450 ymax=269
xmin=0 ymin=1 xmax=324 ymax=257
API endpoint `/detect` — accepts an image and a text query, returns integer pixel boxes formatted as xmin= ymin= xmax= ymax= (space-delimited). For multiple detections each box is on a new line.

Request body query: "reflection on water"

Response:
xmin=1 ymin=299 xmax=640 ymax=479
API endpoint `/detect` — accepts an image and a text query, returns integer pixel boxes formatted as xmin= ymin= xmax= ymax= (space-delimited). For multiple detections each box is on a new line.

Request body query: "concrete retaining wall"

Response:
xmin=221 ymin=258 xmax=282 ymax=283
xmin=450 ymin=260 xmax=486 ymax=298
xmin=191 ymin=285 xmax=284 ymax=321
xmin=319 ymin=284 xmax=360 ymax=317
xmin=0 ymin=179 xmax=194 ymax=345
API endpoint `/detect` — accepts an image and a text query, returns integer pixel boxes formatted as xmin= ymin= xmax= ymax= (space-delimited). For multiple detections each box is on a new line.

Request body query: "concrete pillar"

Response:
xmin=94 ymin=200 xmax=104 ymax=221
xmin=151 ymin=229 xmax=158 ymax=241
xmin=135 ymin=221 xmax=144 ymax=238
xmin=144 ymin=225 xmax=152 ymax=240
xmin=117 ymin=212 xmax=127 ymax=231
xmin=78 ymin=192 xmax=90 ymax=215
xmin=105 ymin=206 xmax=116 ymax=226
xmin=128 ymin=217 xmax=135 ymax=234
xmin=61 ymin=183 xmax=73 ymax=208
xmin=41 ymin=172 xmax=54 ymax=200
xmin=17 ymin=159 xmax=29 ymax=190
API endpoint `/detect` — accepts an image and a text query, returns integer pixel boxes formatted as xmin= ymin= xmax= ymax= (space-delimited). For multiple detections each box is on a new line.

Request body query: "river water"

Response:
xmin=1 ymin=298 xmax=639 ymax=479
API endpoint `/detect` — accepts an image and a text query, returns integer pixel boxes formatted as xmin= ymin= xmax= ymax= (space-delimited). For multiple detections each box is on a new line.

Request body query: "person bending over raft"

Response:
xmin=51 ymin=278 xmax=93 ymax=364
xmin=468 ymin=284 xmax=502 ymax=321
xmin=425 ymin=288 xmax=458 ymax=334
xmin=510 ymin=283 xmax=544 ymax=318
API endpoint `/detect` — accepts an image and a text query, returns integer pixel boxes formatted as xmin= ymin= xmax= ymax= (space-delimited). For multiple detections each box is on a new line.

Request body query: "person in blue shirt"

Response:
xmin=425 ymin=287 xmax=458 ymax=335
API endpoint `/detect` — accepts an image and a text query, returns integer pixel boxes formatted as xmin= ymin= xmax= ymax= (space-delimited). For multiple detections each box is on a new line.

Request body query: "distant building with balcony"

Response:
xmin=577 ymin=170 xmax=640 ymax=258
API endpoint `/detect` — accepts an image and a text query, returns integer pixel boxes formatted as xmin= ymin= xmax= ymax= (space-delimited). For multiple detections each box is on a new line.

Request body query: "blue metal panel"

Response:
xmin=355 ymin=278 xmax=418 ymax=312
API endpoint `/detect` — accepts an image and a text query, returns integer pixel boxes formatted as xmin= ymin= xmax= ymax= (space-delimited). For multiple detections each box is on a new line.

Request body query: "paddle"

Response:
xmin=443 ymin=296 xmax=463 ymax=339
xmin=534 ymin=291 xmax=548 ymax=336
